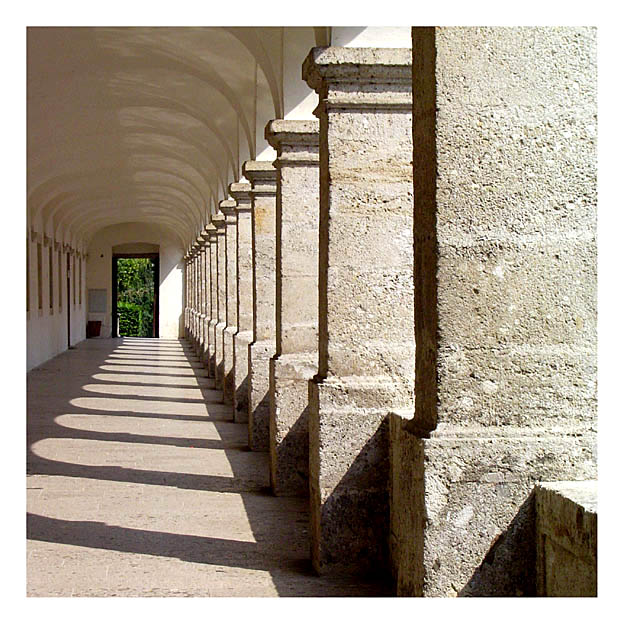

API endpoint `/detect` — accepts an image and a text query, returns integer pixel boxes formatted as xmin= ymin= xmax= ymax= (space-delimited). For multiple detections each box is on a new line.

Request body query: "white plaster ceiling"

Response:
xmin=27 ymin=27 xmax=324 ymax=250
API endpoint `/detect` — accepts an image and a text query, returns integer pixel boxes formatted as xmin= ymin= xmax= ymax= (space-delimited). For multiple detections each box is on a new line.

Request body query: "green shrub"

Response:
xmin=116 ymin=257 xmax=155 ymax=337
xmin=118 ymin=301 xmax=143 ymax=337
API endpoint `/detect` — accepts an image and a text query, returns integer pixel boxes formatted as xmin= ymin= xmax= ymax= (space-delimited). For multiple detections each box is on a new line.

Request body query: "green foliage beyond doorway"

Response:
xmin=117 ymin=258 xmax=155 ymax=337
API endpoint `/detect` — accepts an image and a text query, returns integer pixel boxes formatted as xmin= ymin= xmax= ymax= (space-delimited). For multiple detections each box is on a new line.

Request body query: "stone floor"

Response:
xmin=27 ymin=337 xmax=391 ymax=597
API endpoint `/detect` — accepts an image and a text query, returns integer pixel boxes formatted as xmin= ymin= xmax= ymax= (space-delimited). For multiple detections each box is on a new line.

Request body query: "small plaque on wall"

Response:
xmin=88 ymin=289 xmax=107 ymax=313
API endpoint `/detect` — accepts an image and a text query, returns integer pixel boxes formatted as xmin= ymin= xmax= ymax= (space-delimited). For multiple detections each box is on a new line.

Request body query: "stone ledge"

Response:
xmin=535 ymin=480 xmax=597 ymax=597
xmin=303 ymin=46 xmax=412 ymax=90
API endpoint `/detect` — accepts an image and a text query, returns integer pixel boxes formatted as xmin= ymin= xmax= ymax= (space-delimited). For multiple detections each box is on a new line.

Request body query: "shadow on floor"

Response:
xmin=26 ymin=337 xmax=391 ymax=597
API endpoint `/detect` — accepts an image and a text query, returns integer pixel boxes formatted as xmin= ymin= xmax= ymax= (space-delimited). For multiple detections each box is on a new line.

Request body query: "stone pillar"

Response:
xmin=198 ymin=230 xmax=211 ymax=358
xmin=229 ymin=182 xmax=253 ymax=423
xmin=183 ymin=254 xmax=190 ymax=339
xmin=201 ymin=226 xmax=215 ymax=367
xmin=390 ymin=27 xmax=597 ymax=597
xmin=186 ymin=251 xmax=193 ymax=341
xmin=243 ymin=161 xmax=278 ymax=451
xmin=265 ymin=119 xmax=320 ymax=496
xmin=207 ymin=222 xmax=220 ymax=378
xmin=220 ymin=199 xmax=238 ymax=408
xmin=196 ymin=238 xmax=204 ymax=354
xmin=302 ymin=47 xmax=415 ymax=575
xmin=190 ymin=244 xmax=199 ymax=349
xmin=212 ymin=213 xmax=226 ymax=390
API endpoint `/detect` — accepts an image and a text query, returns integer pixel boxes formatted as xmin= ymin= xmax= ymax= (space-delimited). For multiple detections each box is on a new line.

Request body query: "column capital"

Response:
xmin=242 ymin=160 xmax=277 ymax=196
xmin=302 ymin=46 xmax=412 ymax=109
xmin=265 ymin=119 xmax=319 ymax=166
xmin=202 ymin=223 xmax=216 ymax=236
xmin=211 ymin=213 xmax=226 ymax=232
xmin=229 ymin=182 xmax=253 ymax=211
xmin=219 ymin=199 xmax=237 ymax=222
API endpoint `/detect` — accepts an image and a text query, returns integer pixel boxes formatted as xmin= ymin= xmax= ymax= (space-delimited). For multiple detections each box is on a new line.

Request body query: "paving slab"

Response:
xmin=27 ymin=337 xmax=390 ymax=597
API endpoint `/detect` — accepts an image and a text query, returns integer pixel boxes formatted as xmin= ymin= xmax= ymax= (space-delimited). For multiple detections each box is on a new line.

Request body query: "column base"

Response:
xmin=207 ymin=320 xmax=217 ymax=378
xmin=200 ymin=316 xmax=210 ymax=366
xmin=223 ymin=325 xmax=237 ymax=409
xmin=248 ymin=340 xmax=275 ymax=451
xmin=233 ymin=330 xmax=252 ymax=423
xmin=269 ymin=353 xmax=317 ymax=497
xmin=308 ymin=374 xmax=412 ymax=576
xmin=389 ymin=417 xmax=597 ymax=596
xmin=198 ymin=314 xmax=207 ymax=358
xmin=213 ymin=321 xmax=226 ymax=390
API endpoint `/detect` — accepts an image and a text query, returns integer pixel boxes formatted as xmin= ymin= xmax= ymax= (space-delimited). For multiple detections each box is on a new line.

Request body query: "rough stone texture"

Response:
xmin=303 ymin=47 xmax=414 ymax=575
xmin=27 ymin=338 xmax=392 ymax=597
xmin=183 ymin=255 xmax=190 ymax=340
xmin=535 ymin=481 xmax=597 ymax=597
xmin=395 ymin=27 xmax=598 ymax=596
xmin=229 ymin=182 xmax=253 ymax=424
xmin=207 ymin=224 xmax=219 ymax=378
xmin=200 ymin=226 xmax=216 ymax=367
xmin=197 ymin=233 xmax=210 ymax=361
xmin=220 ymin=199 xmax=238 ymax=411
xmin=243 ymin=161 xmax=277 ymax=452
xmin=266 ymin=119 xmax=320 ymax=496
xmin=213 ymin=215 xmax=227 ymax=391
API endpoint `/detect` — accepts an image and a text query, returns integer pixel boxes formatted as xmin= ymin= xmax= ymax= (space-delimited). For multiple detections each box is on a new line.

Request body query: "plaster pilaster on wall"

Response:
xmin=303 ymin=47 xmax=415 ymax=575
xmin=242 ymin=160 xmax=278 ymax=451
xmin=212 ymin=214 xmax=227 ymax=391
xmin=219 ymin=199 xmax=239 ymax=410
xmin=265 ymin=119 xmax=320 ymax=497
xmin=207 ymin=224 xmax=220 ymax=378
xmin=229 ymin=182 xmax=253 ymax=423
xmin=391 ymin=27 xmax=598 ymax=597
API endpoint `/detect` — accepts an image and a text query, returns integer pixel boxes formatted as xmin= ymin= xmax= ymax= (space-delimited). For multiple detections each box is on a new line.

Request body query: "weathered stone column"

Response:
xmin=302 ymin=47 xmax=414 ymax=575
xmin=265 ymin=119 xmax=319 ymax=496
xmin=186 ymin=251 xmax=193 ymax=341
xmin=196 ymin=237 xmax=205 ymax=354
xmin=207 ymin=222 xmax=220 ymax=378
xmin=229 ymin=182 xmax=253 ymax=423
xmin=201 ymin=225 xmax=215 ymax=367
xmin=190 ymin=243 xmax=199 ymax=349
xmin=243 ymin=161 xmax=277 ymax=451
xmin=220 ymin=199 xmax=238 ymax=408
xmin=183 ymin=254 xmax=190 ymax=339
xmin=198 ymin=229 xmax=211 ymax=358
xmin=390 ymin=27 xmax=597 ymax=597
xmin=212 ymin=213 xmax=226 ymax=389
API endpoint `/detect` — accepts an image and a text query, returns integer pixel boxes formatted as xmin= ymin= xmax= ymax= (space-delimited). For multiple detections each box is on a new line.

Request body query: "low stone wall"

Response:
xmin=536 ymin=481 xmax=597 ymax=597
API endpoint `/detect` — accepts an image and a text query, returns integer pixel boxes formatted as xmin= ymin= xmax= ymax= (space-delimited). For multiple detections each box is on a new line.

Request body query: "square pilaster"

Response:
xmin=220 ymin=199 xmax=238 ymax=409
xmin=303 ymin=46 xmax=414 ymax=575
xmin=243 ymin=161 xmax=277 ymax=451
xmin=229 ymin=182 xmax=253 ymax=423
xmin=265 ymin=119 xmax=320 ymax=496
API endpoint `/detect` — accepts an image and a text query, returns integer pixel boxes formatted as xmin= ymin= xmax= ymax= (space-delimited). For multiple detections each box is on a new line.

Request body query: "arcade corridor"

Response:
xmin=26 ymin=338 xmax=389 ymax=596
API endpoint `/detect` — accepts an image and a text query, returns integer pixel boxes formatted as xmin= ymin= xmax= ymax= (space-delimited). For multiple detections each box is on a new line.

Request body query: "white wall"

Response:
xmin=27 ymin=235 xmax=87 ymax=371
xmin=86 ymin=222 xmax=184 ymax=339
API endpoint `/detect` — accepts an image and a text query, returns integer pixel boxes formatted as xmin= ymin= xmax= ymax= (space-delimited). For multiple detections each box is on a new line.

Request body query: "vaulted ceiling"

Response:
xmin=27 ymin=27 xmax=326 ymax=250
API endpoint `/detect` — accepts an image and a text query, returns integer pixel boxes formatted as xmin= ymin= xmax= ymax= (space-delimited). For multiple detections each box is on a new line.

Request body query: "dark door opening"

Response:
xmin=111 ymin=253 xmax=159 ymax=338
